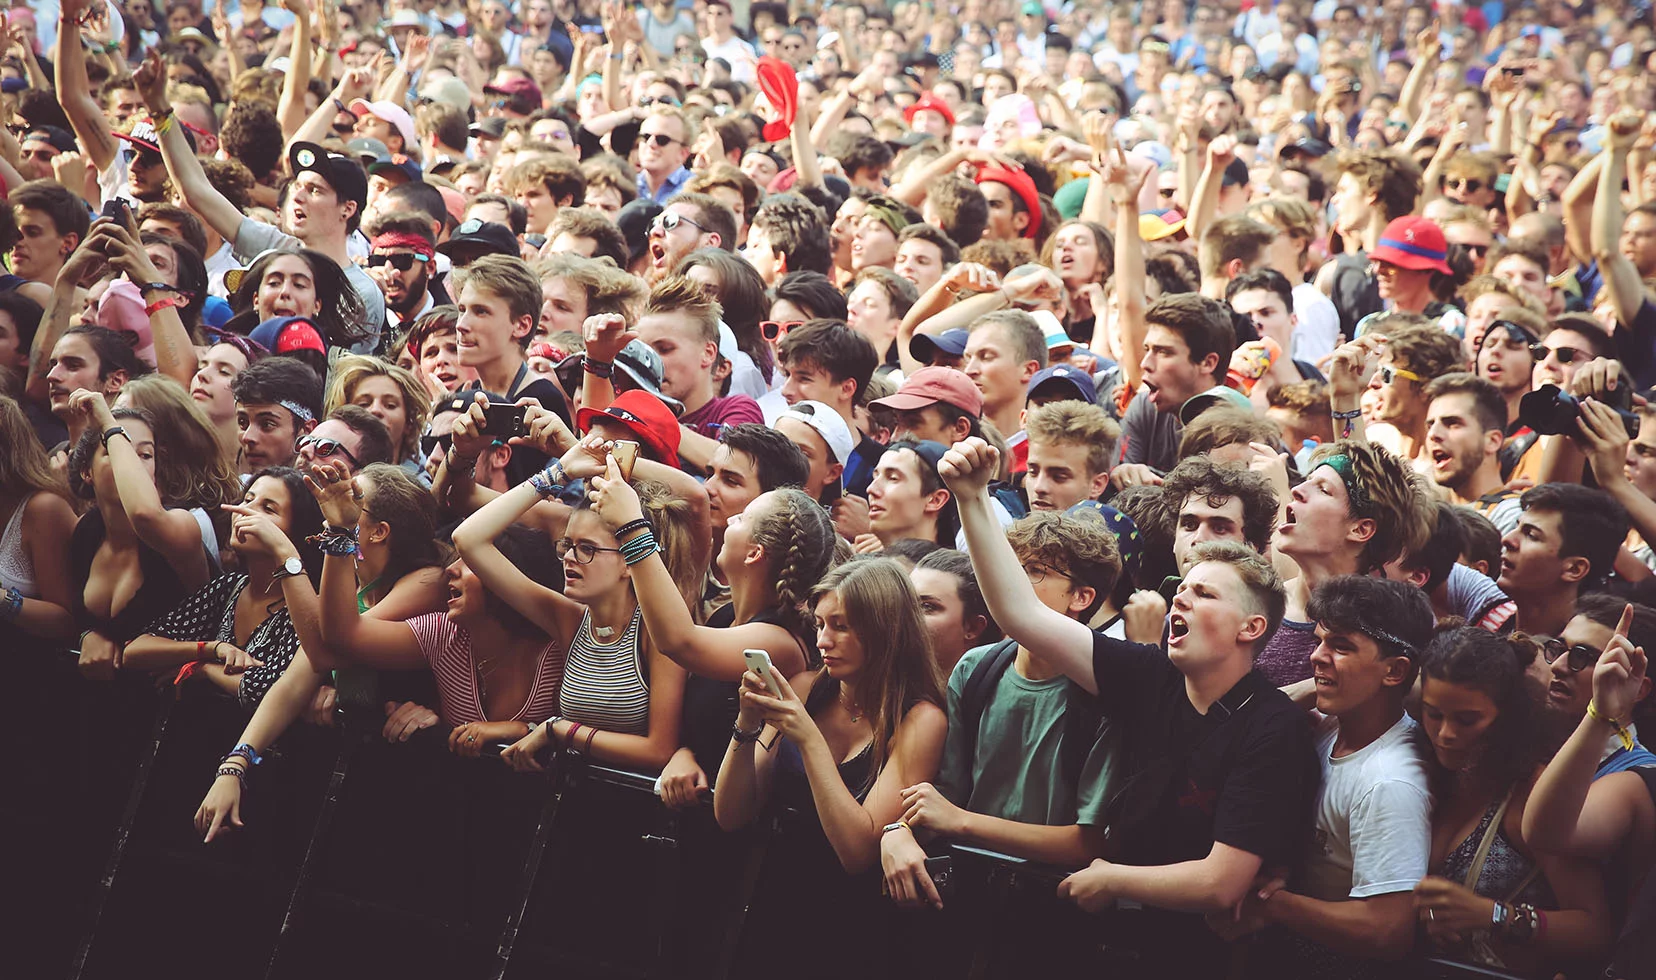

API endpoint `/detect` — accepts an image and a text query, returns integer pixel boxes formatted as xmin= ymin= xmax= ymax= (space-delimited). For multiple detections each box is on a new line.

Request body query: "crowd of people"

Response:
xmin=6 ymin=0 xmax=1656 ymax=976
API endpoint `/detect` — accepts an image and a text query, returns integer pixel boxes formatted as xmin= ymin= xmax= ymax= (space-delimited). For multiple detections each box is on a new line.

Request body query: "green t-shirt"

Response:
xmin=936 ymin=643 xmax=1117 ymax=828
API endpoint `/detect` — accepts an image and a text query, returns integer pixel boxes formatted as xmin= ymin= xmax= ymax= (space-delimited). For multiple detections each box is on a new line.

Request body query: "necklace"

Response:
xmin=839 ymin=688 xmax=863 ymax=723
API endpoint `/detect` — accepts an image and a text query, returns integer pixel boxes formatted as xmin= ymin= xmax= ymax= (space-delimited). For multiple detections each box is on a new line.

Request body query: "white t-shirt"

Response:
xmin=1291 ymin=283 xmax=1342 ymax=364
xmin=1297 ymin=713 xmax=1433 ymax=902
xmin=702 ymin=35 xmax=758 ymax=83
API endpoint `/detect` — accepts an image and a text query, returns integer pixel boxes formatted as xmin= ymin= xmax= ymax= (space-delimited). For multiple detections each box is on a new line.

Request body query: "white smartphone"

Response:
xmin=743 ymin=648 xmax=783 ymax=698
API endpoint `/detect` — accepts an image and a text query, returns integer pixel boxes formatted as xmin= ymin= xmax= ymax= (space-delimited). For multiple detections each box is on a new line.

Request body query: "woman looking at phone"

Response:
xmin=192 ymin=462 xmax=451 ymax=842
xmin=713 ymin=557 xmax=947 ymax=972
xmin=587 ymin=474 xmax=836 ymax=807
xmin=483 ymin=438 xmax=710 ymax=774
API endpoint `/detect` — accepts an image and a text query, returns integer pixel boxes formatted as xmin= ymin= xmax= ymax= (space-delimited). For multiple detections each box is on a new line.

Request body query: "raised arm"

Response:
xmin=275 ymin=0 xmax=316 ymax=138
xmin=1594 ymin=112 xmax=1648 ymax=331
xmin=286 ymin=62 xmax=378 ymax=157
xmin=53 ymin=0 xmax=119 ymax=173
xmin=1105 ymin=148 xmax=1152 ymax=390
xmin=1397 ymin=25 xmax=1440 ymax=126
xmin=939 ymin=438 xmax=1100 ymax=692
xmin=895 ymin=263 xmax=1001 ymax=377
xmin=92 ymin=218 xmax=196 ymax=389
xmin=791 ymin=96 xmax=823 ymax=192
xmin=1185 ymin=134 xmax=1235 ymax=245
xmin=1561 ymin=149 xmax=1603 ymax=267
xmin=588 ymin=458 xmax=802 ymax=681
xmin=25 ymin=243 xmax=102 ymax=403
xmin=131 ymin=49 xmax=249 ymax=249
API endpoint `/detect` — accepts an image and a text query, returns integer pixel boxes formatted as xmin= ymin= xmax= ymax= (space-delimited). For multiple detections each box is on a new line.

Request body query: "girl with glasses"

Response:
xmin=193 ymin=462 xmax=453 ymax=842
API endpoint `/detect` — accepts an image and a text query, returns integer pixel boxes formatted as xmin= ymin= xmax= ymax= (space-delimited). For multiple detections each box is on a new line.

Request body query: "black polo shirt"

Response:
xmin=1088 ymin=632 xmax=1318 ymax=973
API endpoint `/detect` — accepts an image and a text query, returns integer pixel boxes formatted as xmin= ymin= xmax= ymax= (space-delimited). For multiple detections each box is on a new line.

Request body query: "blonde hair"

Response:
xmin=634 ymin=478 xmax=705 ymax=624
xmin=533 ymin=252 xmax=646 ymax=320
xmin=1023 ymin=401 xmax=1120 ymax=477
xmin=645 ymin=273 xmax=722 ymax=345
xmin=323 ymin=355 xmax=433 ymax=462
xmin=116 ymin=375 xmax=241 ymax=513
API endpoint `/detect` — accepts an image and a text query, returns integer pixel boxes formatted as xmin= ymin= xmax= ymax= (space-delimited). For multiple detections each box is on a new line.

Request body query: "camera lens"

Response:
xmin=1517 ymin=385 xmax=1578 ymax=437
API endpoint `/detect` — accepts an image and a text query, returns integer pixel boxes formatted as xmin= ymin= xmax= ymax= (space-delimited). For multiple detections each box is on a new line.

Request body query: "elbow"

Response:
xmin=127 ymin=507 xmax=172 ymax=544
xmin=1205 ymin=879 xmax=1251 ymax=913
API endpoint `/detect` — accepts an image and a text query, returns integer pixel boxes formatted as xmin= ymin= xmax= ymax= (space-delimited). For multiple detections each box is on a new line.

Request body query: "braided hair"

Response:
xmin=747 ymin=488 xmax=835 ymax=660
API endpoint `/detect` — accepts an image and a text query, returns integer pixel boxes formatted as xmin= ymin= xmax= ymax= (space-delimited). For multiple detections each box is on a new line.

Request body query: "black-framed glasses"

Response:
xmin=1456 ymin=242 xmax=1491 ymax=257
xmin=555 ymin=538 xmax=623 ymax=564
xmin=1447 ymin=178 xmax=1484 ymax=194
xmin=368 ymin=252 xmax=427 ymax=271
xmin=123 ymin=148 xmax=163 ymax=167
xmin=640 ymin=132 xmax=681 ymax=148
xmin=1530 ymin=343 xmax=1587 ymax=364
xmin=419 ymin=432 xmax=452 ymax=456
xmin=1541 ymin=638 xmax=1600 ymax=672
xmin=1022 ymin=561 xmax=1072 ymax=586
xmin=297 ymin=435 xmax=362 ymax=469
xmin=651 ymin=211 xmax=704 ymax=234
xmin=761 ymin=319 xmax=803 ymax=343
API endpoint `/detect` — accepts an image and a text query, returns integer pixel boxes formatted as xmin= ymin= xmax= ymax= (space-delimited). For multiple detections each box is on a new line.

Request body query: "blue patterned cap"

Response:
xmin=1066 ymin=501 xmax=1141 ymax=586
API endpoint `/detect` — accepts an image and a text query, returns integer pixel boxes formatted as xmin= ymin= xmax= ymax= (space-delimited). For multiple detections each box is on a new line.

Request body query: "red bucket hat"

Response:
xmin=576 ymin=389 xmax=682 ymax=468
xmin=903 ymin=94 xmax=956 ymax=128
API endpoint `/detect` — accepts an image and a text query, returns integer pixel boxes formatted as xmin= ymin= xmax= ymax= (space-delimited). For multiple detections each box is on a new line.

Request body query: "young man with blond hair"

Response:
xmin=1022 ymin=401 xmax=1118 ymax=512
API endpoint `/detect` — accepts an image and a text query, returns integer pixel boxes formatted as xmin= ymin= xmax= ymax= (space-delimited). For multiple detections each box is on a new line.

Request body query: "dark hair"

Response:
xmin=1574 ymin=594 xmax=1656 ymax=660
xmin=62 ymin=325 xmax=152 ymax=383
xmin=139 ymin=232 xmax=209 ymax=333
xmin=236 ymin=466 xmax=326 ymax=584
xmin=136 ymin=203 xmax=209 ymax=260
xmin=358 ymin=462 xmax=448 ymax=588
xmin=381 ymin=181 xmax=451 ymax=235
xmin=718 ymin=423 xmax=809 ymax=492
xmin=220 ymin=101 xmax=285 ymax=180
xmin=915 ymin=548 xmax=999 ymax=643
xmin=1161 ymin=456 xmax=1279 ymax=554
xmin=676 ymin=248 xmax=773 ymax=381
xmin=1145 ymin=253 xmax=1199 ymax=296
xmin=885 ymin=439 xmax=959 ymax=546
xmin=927 ymin=175 xmax=989 ymax=248
xmin=1423 ymin=372 xmax=1507 ymax=433
xmin=229 ymin=247 xmax=369 ymax=348
xmin=1308 ymin=575 xmax=1435 ymax=671
xmin=487 ymin=523 xmax=566 ymax=636
xmin=750 ymin=194 xmax=833 ymax=275
xmin=0 ymin=292 xmax=45 ymax=360
xmin=1416 ymin=627 xmax=1543 ymax=795
xmin=1145 ymin=293 xmax=1237 ymax=384
xmin=472 ymin=193 xmax=530 ymax=236
xmin=1518 ymin=483 xmax=1630 ymax=592
xmin=899 ymin=223 xmax=962 ymax=267
xmin=777 ymin=318 xmax=878 ymax=403
xmin=831 ymin=132 xmax=895 ymax=180
xmin=1395 ymin=500 xmax=1466 ymax=594
xmin=772 ymin=271 xmax=848 ymax=321
xmin=665 ymin=191 xmax=739 ymax=252
xmin=547 ymin=207 xmax=629 ymax=269
xmin=1451 ymin=505 xmax=1502 ymax=578
xmin=11 ymin=179 xmax=91 ymax=246
xmin=883 ymin=537 xmax=942 ymax=566
xmin=233 ymin=355 xmax=324 ymax=422
xmin=327 ymin=404 xmax=395 ymax=468
xmin=1226 ymin=267 xmax=1295 ymax=313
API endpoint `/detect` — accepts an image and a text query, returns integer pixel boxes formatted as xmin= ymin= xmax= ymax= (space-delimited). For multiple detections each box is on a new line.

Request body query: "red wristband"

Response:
xmin=145 ymin=296 xmax=187 ymax=317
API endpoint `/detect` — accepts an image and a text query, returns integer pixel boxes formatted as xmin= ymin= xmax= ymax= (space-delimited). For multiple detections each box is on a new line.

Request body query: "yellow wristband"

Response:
xmin=1587 ymin=700 xmax=1636 ymax=751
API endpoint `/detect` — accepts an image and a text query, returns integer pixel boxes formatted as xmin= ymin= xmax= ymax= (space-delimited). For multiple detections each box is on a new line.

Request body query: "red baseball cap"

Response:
xmin=249 ymin=316 xmax=326 ymax=354
xmin=903 ymin=94 xmax=956 ymax=129
xmin=975 ymin=166 xmax=1042 ymax=239
xmin=576 ymin=389 xmax=682 ymax=468
xmin=1369 ymin=215 xmax=1452 ymax=274
xmin=870 ymin=366 xmax=984 ymax=417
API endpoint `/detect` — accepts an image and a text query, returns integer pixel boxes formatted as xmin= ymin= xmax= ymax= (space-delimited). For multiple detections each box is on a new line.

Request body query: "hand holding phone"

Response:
xmin=610 ymin=439 xmax=639 ymax=481
xmin=481 ymin=402 xmax=528 ymax=439
xmin=744 ymin=648 xmax=783 ymax=698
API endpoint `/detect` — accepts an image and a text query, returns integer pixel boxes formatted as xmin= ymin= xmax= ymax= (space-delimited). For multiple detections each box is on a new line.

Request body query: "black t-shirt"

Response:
xmin=1088 ymin=631 xmax=1319 ymax=971
xmin=1329 ymin=252 xmax=1381 ymax=340
xmin=466 ymin=367 xmax=571 ymax=485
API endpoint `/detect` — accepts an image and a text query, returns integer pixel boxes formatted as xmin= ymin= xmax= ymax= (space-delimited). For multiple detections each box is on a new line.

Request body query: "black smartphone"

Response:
xmin=100 ymin=198 xmax=132 ymax=227
xmin=1501 ymin=65 xmax=1524 ymax=76
xmin=924 ymin=855 xmax=953 ymax=901
xmin=482 ymin=403 xmax=528 ymax=439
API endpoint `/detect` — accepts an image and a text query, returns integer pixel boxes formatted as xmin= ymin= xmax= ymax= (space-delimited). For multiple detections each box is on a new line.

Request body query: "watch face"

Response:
xmin=285 ymin=556 xmax=304 ymax=575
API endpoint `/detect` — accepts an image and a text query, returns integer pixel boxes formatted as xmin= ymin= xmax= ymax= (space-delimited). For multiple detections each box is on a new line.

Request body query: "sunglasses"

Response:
xmin=1541 ymin=638 xmax=1601 ymax=673
xmin=419 ymin=431 xmax=452 ymax=456
xmin=651 ymin=211 xmax=705 ymax=234
xmin=123 ymin=148 xmax=164 ymax=167
xmin=1456 ymin=242 xmax=1490 ymax=256
xmin=1377 ymin=364 xmax=1423 ymax=385
xmin=1446 ymin=178 xmax=1484 ymax=194
xmin=761 ymin=320 xmax=803 ymax=343
xmin=367 ymin=252 xmax=428 ymax=271
xmin=297 ymin=435 xmax=361 ymax=469
xmin=1530 ymin=343 xmax=1588 ymax=364
xmin=638 ymin=95 xmax=682 ymax=108
xmin=332 ymin=122 xmax=355 ymax=135
xmin=640 ymin=132 xmax=681 ymax=148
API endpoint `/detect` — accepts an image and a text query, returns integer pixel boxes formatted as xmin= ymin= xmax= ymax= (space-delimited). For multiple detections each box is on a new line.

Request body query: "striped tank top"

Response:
xmin=559 ymin=607 xmax=650 ymax=735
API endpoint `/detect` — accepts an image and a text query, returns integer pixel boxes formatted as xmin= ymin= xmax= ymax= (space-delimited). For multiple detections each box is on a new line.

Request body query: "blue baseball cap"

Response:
xmin=909 ymin=328 xmax=970 ymax=364
xmin=1027 ymin=364 xmax=1098 ymax=405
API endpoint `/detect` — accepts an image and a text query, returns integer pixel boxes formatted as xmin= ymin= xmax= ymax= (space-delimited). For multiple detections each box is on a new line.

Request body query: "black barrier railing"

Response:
xmin=5 ymin=663 xmax=1533 ymax=980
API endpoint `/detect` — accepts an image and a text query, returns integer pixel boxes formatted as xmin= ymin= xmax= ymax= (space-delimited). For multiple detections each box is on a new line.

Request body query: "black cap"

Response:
xmin=437 ymin=219 xmax=520 ymax=265
xmin=615 ymin=199 xmax=664 ymax=266
xmin=24 ymin=125 xmax=78 ymax=153
xmin=288 ymin=141 xmax=368 ymax=212
xmin=468 ymin=116 xmax=507 ymax=139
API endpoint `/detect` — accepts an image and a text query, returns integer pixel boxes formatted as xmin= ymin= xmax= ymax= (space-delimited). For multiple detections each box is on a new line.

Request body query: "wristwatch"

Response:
xmin=272 ymin=555 xmax=305 ymax=583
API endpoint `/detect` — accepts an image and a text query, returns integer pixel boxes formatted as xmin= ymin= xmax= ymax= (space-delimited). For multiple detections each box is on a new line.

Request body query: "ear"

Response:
xmin=922 ymin=486 xmax=952 ymax=518
xmin=1347 ymin=516 xmax=1377 ymax=546
xmin=837 ymin=375 xmax=857 ymax=403
xmin=1636 ymin=673 xmax=1652 ymax=704
xmin=342 ymin=199 xmax=360 ymax=225
xmin=511 ymin=313 xmax=536 ymax=342
xmin=953 ymin=416 xmax=973 ymax=444
xmin=701 ymin=340 xmax=719 ymax=371
xmin=962 ymin=613 xmax=990 ymax=644
xmin=1197 ymin=351 xmax=1220 ymax=378
xmin=1396 ymin=563 xmax=1431 ymax=589
xmin=1483 ymin=427 xmax=1504 ymax=458
xmin=775 ymin=250 xmax=789 ymax=275
xmin=556 ymin=194 xmax=574 ymax=208
xmin=102 ymin=371 xmax=130 ymax=396
xmin=1224 ymin=258 xmax=1244 ymax=280
xmin=1020 ymin=359 xmax=1041 ymax=384
xmin=300 ymin=417 xmax=319 ymax=436
xmin=1381 ymin=653 xmax=1415 ymax=689
xmin=1237 ymin=612 xmax=1269 ymax=645
xmin=1013 ymin=210 xmax=1030 ymax=235
xmin=365 ymin=517 xmax=393 ymax=546
xmin=1088 ymin=470 xmax=1110 ymax=500
xmin=705 ymin=232 xmax=723 ymax=250
xmin=743 ymin=540 xmax=767 ymax=567
xmin=62 ymin=233 xmax=81 ymax=256
xmin=1559 ymin=555 xmax=1591 ymax=585
xmin=1067 ymin=584 xmax=1097 ymax=618
xmin=826 ymin=461 xmax=845 ymax=486
xmin=1468 ymin=558 xmax=1491 ymax=577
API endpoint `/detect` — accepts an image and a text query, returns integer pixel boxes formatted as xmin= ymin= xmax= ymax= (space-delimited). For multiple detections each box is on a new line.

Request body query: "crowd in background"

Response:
xmin=6 ymin=0 xmax=1656 ymax=976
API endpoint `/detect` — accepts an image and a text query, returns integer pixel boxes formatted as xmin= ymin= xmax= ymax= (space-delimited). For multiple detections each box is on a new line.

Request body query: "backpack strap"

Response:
xmin=954 ymin=639 xmax=1020 ymax=804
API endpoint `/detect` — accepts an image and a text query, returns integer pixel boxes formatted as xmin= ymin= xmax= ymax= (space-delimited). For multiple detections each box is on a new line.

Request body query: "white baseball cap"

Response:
xmin=776 ymin=400 xmax=854 ymax=465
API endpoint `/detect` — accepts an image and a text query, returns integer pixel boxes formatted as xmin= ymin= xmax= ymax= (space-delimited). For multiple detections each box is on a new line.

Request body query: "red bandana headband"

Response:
xmin=370 ymin=232 xmax=435 ymax=260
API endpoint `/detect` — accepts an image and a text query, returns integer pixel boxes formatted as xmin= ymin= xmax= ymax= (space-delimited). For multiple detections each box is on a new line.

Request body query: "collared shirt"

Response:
xmin=386 ymin=290 xmax=437 ymax=332
xmin=637 ymin=165 xmax=694 ymax=205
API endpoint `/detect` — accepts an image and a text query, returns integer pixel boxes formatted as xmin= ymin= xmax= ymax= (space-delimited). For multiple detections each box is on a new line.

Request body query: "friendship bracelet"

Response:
xmin=0 ymin=585 xmax=21 ymax=621
xmin=216 ymin=765 xmax=248 ymax=783
xmin=620 ymin=530 xmax=659 ymax=565
xmin=224 ymin=743 xmax=263 ymax=767
xmin=1588 ymin=699 xmax=1636 ymax=751
xmin=1331 ymin=408 xmax=1363 ymax=420
xmin=614 ymin=518 xmax=653 ymax=541
xmin=154 ymin=111 xmax=176 ymax=136
xmin=145 ymin=295 xmax=187 ymax=317
xmin=731 ymin=721 xmax=763 ymax=743
xmin=582 ymin=357 xmax=614 ymax=378
xmin=583 ymin=726 xmax=597 ymax=755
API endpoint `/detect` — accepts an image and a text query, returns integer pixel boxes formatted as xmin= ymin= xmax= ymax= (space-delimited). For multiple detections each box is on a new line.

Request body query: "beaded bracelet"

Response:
xmin=614 ymin=518 xmax=652 ymax=541
xmin=216 ymin=765 xmax=248 ymax=783
xmin=620 ymin=529 xmax=659 ymax=565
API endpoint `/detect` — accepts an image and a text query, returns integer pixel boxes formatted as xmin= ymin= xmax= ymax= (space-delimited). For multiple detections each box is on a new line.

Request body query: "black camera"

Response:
xmin=1518 ymin=384 xmax=1640 ymax=438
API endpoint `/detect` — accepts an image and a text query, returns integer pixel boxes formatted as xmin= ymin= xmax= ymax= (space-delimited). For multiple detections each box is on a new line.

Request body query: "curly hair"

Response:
xmin=1307 ymin=440 xmax=1435 ymax=572
xmin=536 ymin=252 xmax=647 ymax=320
xmin=1176 ymin=407 xmax=1283 ymax=462
xmin=1332 ymin=148 xmax=1421 ymax=222
xmin=1416 ymin=627 xmax=1544 ymax=797
xmin=220 ymin=100 xmax=285 ymax=180
xmin=1382 ymin=317 xmax=1464 ymax=385
xmin=1006 ymin=511 xmax=1122 ymax=618
xmin=747 ymin=487 xmax=836 ymax=656
xmin=1161 ymin=456 xmax=1279 ymax=555
xmin=199 ymin=158 xmax=257 ymax=213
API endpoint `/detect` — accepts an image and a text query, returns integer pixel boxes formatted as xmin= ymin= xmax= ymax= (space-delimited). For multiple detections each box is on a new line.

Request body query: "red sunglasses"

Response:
xmin=761 ymin=320 xmax=804 ymax=343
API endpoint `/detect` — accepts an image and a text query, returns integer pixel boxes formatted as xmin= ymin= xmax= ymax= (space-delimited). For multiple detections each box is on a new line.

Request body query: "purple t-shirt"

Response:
xmin=1255 ymin=618 xmax=1318 ymax=687
xmin=679 ymin=394 xmax=764 ymax=438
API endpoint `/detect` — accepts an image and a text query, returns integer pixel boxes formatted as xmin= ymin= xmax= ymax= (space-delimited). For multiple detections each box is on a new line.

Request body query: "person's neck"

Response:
xmin=985 ymin=401 xmax=1022 ymax=447
xmin=1183 ymin=653 xmax=1252 ymax=714
xmin=589 ymin=587 xmax=638 ymax=634
xmin=731 ymin=576 xmax=771 ymax=626
xmin=680 ymin=378 xmax=716 ymax=417
xmin=1503 ymin=389 xmax=1525 ymax=429
xmin=643 ymin=162 xmax=680 ymax=193
xmin=1015 ymin=643 xmax=1062 ymax=682
xmin=1287 ymin=551 xmax=1357 ymax=615
xmin=476 ymin=351 xmax=525 ymax=396
xmin=1331 ymin=695 xmax=1404 ymax=758
xmin=1448 ymin=459 xmax=1506 ymax=504
xmin=1394 ymin=419 xmax=1427 ymax=463
xmin=880 ymin=515 xmax=938 ymax=548
xmin=392 ymin=289 xmax=429 ymax=321
xmin=1390 ymin=284 xmax=1433 ymax=314
xmin=97 ymin=498 xmax=138 ymax=545
xmin=64 ymin=411 xmax=89 ymax=445
xmin=1200 ymin=276 xmax=1230 ymax=301
xmin=356 ymin=545 xmax=389 ymax=593
xmin=1357 ymin=211 xmax=1386 ymax=253
xmin=711 ymin=26 xmax=733 ymax=43
xmin=1514 ymin=585 xmax=1577 ymax=637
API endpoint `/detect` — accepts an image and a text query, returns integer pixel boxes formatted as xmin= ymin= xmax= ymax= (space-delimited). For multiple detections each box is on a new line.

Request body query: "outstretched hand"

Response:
xmin=1592 ymin=603 xmax=1649 ymax=723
